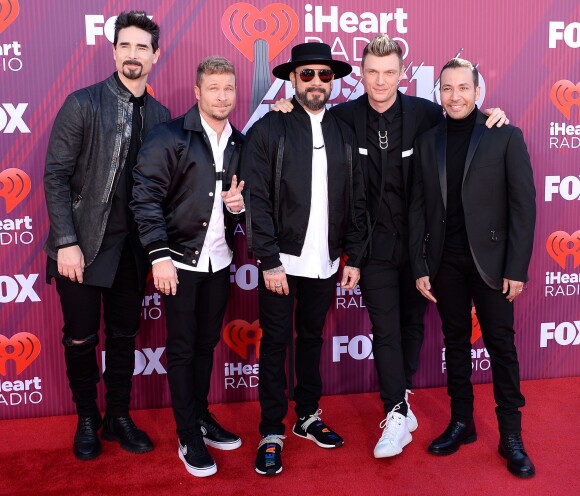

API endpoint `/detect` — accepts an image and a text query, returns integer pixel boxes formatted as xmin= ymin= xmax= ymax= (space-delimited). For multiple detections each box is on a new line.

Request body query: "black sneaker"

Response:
xmin=292 ymin=409 xmax=344 ymax=448
xmin=197 ymin=411 xmax=242 ymax=450
xmin=178 ymin=435 xmax=217 ymax=477
xmin=73 ymin=414 xmax=102 ymax=461
xmin=254 ymin=435 xmax=284 ymax=476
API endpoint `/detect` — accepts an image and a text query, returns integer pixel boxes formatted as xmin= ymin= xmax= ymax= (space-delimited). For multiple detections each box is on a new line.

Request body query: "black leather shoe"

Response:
xmin=499 ymin=433 xmax=535 ymax=478
xmin=102 ymin=415 xmax=153 ymax=453
xmin=73 ymin=414 xmax=102 ymax=461
xmin=197 ymin=411 xmax=241 ymax=450
xmin=428 ymin=419 xmax=477 ymax=455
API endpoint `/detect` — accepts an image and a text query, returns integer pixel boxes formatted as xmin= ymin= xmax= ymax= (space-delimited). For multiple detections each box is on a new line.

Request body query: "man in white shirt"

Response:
xmin=242 ymin=43 xmax=366 ymax=476
xmin=131 ymin=56 xmax=245 ymax=478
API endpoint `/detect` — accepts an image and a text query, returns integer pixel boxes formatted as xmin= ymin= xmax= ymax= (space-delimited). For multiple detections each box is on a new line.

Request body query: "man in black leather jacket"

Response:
xmin=243 ymin=43 xmax=366 ymax=476
xmin=131 ymin=56 xmax=244 ymax=478
xmin=44 ymin=11 xmax=170 ymax=461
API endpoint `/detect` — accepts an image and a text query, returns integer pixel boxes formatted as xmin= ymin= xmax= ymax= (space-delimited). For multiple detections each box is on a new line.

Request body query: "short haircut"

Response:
xmin=361 ymin=34 xmax=403 ymax=67
xmin=114 ymin=11 xmax=160 ymax=52
xmin=196 ymin=56 xmax=236 ymax=86
xmin=439 ymin=58 xmax=479 ymax=87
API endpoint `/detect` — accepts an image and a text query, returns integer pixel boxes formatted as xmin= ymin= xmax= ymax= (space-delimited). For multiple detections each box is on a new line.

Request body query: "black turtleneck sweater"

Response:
xmin=443 ymin=107 xmax=477 ymax=256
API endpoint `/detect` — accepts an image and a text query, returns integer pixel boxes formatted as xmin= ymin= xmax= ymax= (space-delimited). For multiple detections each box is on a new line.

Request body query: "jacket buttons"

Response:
xmin=192 ymin=260 xmax=197 ymax=264
xmin=203 ymin=222 xmax=208 ymax=227
xmin=195 ymin=250 xmax=200 ymax=255
xmin=209 ymin=192 xmax=214 ymax=197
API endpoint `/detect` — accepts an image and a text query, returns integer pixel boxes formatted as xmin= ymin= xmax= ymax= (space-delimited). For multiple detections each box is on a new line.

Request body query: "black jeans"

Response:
xmin=433 ymin=253 xmax=525 ymax=434
xmin=162 ymin=266 xmax=229 ymax=441
xmin=360 ymin=257 xmax=426 ymax=415
xmin=55 ymin=246 xmax=143 ymax=417
xmin=258 ymin=272 xmax=335 ymax=436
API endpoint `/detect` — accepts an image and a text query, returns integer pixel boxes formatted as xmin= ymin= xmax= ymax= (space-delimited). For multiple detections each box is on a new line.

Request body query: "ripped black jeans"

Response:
xmin=55 ymin=251 xmax=143 ymax=417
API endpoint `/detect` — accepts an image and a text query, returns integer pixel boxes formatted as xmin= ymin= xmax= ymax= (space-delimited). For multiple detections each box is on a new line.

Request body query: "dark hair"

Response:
xmin=196 ymin=56 xmax=236 ymax=87
xmin=114 ymin=11 xmax=160 ymax=52
xmin=361 ymin=34 xmax=403 ymax=68
xmin=439 ymin=58 xmax=479 ymax=87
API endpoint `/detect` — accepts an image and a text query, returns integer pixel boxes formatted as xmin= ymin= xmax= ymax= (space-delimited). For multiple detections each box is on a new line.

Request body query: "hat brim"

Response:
xmin=272 ymin=59 xmax=352 ymax=81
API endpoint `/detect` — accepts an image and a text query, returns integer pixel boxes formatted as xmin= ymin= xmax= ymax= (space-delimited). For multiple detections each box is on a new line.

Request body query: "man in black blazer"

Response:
xmin=409 ymin=58 xmax=536 ymax=478
xmin=272 ymin=35 xmax=507 ymax=459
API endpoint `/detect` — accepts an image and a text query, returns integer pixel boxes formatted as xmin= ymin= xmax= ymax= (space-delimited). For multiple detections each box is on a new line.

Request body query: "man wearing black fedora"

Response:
xmin=242 ymin=42 xmax=366 ymax=475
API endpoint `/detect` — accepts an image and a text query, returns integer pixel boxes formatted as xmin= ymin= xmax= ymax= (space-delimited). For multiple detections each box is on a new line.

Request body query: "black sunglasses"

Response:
xmin=295 ymin=68 xmax=334 ymax=83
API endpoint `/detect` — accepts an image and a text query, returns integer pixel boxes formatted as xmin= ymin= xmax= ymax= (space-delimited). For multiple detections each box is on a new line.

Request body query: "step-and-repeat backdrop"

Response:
xmin=1 ymin=0 xmax=578 ymax=420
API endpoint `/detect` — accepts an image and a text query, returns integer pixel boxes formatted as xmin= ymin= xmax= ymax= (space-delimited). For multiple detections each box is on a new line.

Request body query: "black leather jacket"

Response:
xmin=44 ymin=73 xmax=170 ymax=265
xmin=242 ymin=99 xmax=366 ymax=270
xmin=131 ymin=104 xmax=244 ymax=268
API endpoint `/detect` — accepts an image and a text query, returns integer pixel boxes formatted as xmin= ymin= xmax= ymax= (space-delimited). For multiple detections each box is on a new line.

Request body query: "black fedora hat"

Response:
xmin=272 ymin=42 xmax=352 ymax=81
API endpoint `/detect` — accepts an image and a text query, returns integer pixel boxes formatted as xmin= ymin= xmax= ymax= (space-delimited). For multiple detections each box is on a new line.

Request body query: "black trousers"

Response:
xmin=55 ymin=245 xmax=143 ymax=417
xmin=162 ymin=266 xmax=229 ymax=441
xmin=433 ymin=253 xmax=525 ymax=434
xmin=359 ymin=257 xmax=426 ymax=415
xmin=258 ymin=273 xmax=335 ymax=436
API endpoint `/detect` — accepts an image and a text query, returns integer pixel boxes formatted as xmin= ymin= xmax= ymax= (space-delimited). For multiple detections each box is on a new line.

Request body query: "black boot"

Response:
xmin=499 ymin=433 xmax=535 ymax=478
xmin=102 ymin=414 xmax=153 ymax=453
xmin=73 ymin=414 xmax=103 ymax=460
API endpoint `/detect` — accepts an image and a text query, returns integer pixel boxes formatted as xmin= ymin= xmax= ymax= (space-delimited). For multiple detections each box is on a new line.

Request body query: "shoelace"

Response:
xmin=503 ymin=434 xmax=524 ymax=452
xmin=258 ymin=434 xmax=285 ymax=450
xmin=300 ymin=408 xmax=323 ymax=431
xmin=78 ymin=417 xmax=99 ymax=433
xmin=378 ymin=402 xmax=404 ymax=438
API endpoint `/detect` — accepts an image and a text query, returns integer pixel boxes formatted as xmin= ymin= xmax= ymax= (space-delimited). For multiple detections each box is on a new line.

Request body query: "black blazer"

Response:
xmin=409 ymin=110 xmax=536 ymax=290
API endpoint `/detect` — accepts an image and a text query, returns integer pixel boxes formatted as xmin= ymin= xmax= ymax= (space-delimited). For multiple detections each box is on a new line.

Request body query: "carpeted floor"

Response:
xmin=1 ymin=377 xmax=578 ymax=496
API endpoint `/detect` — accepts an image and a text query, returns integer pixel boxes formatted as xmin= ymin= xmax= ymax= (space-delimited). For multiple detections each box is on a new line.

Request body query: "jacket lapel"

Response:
xmin=463 ymin=111 xmax=487 ymax=182
xmin=436 ymin=123 xmax=447 ymax=210
xmin=400 ymin=91 xmax=416 ymax=198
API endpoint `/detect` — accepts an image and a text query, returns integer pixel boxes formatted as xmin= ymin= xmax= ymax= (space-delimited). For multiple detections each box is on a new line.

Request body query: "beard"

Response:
xmin=295 ymin=86 xmax=330 ymax=111
xmin=122 ymin=61 xmax=143 ymax=80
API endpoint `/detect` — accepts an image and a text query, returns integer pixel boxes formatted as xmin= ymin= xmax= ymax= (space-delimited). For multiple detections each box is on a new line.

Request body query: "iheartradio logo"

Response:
xmin=0 ymin=0 xmax=19 ymax=34
xmin=546 ymin=231 xmax=580 ymax=269
xmin=0 ymin=168 xmax=31 ymax=213
xmin=551 ymin=80 xmax=580 ymax=120
xmin=223 ymin=319 xmax=262 ymax=359
xmin=0 ymin=332 xmax=41 ymax=375
xmin=221 ymin=3 xmax=299 ymax=61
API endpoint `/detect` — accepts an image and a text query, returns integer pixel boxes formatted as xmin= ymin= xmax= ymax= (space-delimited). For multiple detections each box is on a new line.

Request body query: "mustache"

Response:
xmin=305 ymin=87 xmax=327 ymax=94
xmin=123 ymin=60 xmax=143 ymax=68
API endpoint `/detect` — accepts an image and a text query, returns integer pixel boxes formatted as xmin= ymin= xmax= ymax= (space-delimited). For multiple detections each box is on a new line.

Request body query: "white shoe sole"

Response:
xmin=178 ymin=447 xmax=217 ymax=477
xmin=204 ymin=436 xmax=242 ymax=451
xmin=373 ymin=431 xmax=412 ymax=458
xmin=255 ymin=465 xmax=283 ymax=475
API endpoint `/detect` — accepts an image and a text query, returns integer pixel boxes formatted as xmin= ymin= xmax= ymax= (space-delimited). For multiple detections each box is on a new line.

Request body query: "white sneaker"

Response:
xmin=373 ymin=405 xmax=412 ymax=458
xmin=405 ymin=389 xmax=418 ymax=433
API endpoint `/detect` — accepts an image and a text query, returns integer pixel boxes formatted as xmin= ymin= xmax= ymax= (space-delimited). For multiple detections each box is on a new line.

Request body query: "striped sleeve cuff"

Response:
xmin=145 ymin=240 xmax=171 ymax=264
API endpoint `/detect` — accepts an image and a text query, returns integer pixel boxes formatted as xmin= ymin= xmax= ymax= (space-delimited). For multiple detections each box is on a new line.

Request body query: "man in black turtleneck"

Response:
xmin=44 ymin=12 xmax=170 ymax=461
xmin=409 ymin=58 xmax=536 ymax=479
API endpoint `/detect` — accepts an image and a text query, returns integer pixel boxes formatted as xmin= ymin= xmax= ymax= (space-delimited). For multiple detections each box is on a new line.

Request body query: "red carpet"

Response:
xmin=1 ymin=377 xmax=578 ymax=496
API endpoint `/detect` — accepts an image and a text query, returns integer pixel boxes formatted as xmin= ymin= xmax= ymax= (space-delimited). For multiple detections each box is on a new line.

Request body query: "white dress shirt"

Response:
xmin=280 ymin=109 xmax=339 ymax=279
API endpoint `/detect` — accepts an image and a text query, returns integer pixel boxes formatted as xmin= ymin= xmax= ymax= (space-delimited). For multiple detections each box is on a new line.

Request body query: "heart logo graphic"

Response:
xmin=546 ymin=230 xmax=580 ymax=269
xmin=0 ymin=332 xmax=41 ymax=375
xmin=550 ymin=80 xmax=580 ymax=120
xmin=0 ymin=168 xmax=31 ymax=213
xmin=0 ymin=0 xmax=19 ymax=34
xmin=221 ymin=3 xmax=299 ymax=62
xmin=470 ymin=307 xmax=482 ymax=344
xmin=223 ymin=319 xmax=262 ymax=359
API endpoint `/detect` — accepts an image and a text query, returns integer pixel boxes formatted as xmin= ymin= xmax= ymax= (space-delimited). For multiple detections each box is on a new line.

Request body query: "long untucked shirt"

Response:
xmin=155 ymin=116 xmax=233 ymax=273
xmin=279 ymin=108 xmax=339 ymax=279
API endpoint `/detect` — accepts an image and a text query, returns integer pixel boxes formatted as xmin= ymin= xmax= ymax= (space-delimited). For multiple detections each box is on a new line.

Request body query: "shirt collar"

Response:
xmin=199 ymin=114 xmax=232 ymax=141
xmin=368 ymin=93 xmax=400 ymax=124
xmin=307 ymin=108 xmax=326 ymax=124
xmin=113 ymin=72 xmax=147 ymax=105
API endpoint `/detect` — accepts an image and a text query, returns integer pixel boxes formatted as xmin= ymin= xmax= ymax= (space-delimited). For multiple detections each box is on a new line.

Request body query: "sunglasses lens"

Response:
xmin=318 ymin=70 xmax=334 ymax=83
xmin=299 ymin=69 xmax=315 ymax=82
